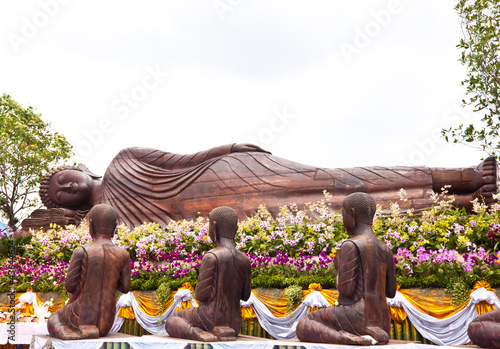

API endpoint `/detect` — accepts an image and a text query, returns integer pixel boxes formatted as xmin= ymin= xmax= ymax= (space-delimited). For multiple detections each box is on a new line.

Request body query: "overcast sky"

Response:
xmin=1 ymin=0 xmax=488 ymax=176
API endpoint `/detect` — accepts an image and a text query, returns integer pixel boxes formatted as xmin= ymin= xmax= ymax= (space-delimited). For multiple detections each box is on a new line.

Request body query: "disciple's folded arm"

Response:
xmin=65 ymin=246 xmax=86 ymax=298
xmin=241 ymin=258 xmax=252 ymax=301
xmin=194 ymin=252 xmax=217 ymax=303
xmin=336 ymin=241 xmax=360 ymax=299
xmin=385 ymin=252 xmax=397 ymax=298
xmin=117 ymin=256 xmax=131 ymax=294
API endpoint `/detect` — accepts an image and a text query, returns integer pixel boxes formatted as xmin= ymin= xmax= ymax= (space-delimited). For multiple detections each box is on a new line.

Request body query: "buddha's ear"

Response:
xmin=77 ymin=164 xmax=102 ymax=179
xmin=351 ymin=207 xmax=356 ymax=224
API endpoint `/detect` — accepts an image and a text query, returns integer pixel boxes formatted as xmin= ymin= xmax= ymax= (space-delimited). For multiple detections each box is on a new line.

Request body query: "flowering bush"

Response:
xmin=377 ymin=190 xmax=500 ymax=252
xmin=24 ymin=223 xmax=93 ymax=264
xmin=113 ymin=219 xmax=213 ymax=263
xmin=0 ymin=256 xmax=68 ymax=292
xmin=1 ymin=190 xmax=500 ymax=292
xmin=376 ymin=190 xmax=500 ymax=284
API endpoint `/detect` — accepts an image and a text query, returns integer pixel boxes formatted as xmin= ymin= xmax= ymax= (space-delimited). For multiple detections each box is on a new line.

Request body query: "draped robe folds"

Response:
xmin=165 ymin=246 xmax=252 ymax=337
xmin=47 ymin=242 xmax=131 ymax=338
xmin=98 ymin=145 xmax=434 ymax=228
xmin=296 ymin=235 xmax=397 ymax=344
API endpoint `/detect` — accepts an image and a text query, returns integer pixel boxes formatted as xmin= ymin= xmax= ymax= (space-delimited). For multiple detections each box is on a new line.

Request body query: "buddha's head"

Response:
xmin=342 ymin=192 xmax=376 ymax=234
xmin=39 ymin=165 xmax=101 ymax=209
xmin=208 ymin=206 xmax=238 ymax=242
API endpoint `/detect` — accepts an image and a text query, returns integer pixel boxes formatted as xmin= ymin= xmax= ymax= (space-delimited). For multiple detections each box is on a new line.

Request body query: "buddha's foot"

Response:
xmin=213 ymin=326 xmax=237 ymax=341
xmin=474 ymin=156 xmax=498 ymax=205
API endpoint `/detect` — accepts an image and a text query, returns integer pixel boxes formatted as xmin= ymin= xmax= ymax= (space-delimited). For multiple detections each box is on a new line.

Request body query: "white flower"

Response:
xmin=471 ymin=198 xmax=486 ymax=214
xmin=398 ymin=188 xmax=408 ymax=202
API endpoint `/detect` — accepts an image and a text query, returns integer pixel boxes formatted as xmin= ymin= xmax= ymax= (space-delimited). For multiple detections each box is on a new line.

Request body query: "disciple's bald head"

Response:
xmin=208 ymin=206 xmax=238 ymax=241
xmin=342 ymin=192 xmax=377 ymax=225
xmin=87 ymin=204 xmax=118 ymax=238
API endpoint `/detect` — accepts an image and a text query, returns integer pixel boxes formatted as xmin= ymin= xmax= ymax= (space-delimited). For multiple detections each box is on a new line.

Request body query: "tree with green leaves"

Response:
xmin=0 ymin=94 xmax=73 ymax=228
xmin=443 ymin=0 xmax=500 ymax=158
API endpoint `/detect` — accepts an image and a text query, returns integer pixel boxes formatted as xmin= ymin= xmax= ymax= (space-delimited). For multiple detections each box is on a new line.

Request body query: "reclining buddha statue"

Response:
xmin=23 ymin=143 xmax=498 ymax=229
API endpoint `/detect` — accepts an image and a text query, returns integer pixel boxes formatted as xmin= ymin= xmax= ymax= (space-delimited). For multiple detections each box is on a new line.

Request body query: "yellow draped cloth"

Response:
xmin=117 ymin=282 xmax=197 ymax=319
xmin=18 ymin=293 xmax=34 ymax=316
xmin=47 ymin=298 xmax=63 ymax=314
xmin=387 ymin=282 xmax=499 ymax=323
xmin=6 ymin=291 xmax=63 ymax=316
xmin=17 ymin=281 xmax=495 ymax=323
xmin=243 ymin=283 xmax=339 ymax=319
xmin=388 ymin=284 xmax=406 ymax=323
xmin=241 ymin=290 xmax=259 ymax=320
xmin=472 ymin=281 xmax=496 ymax=315
xmin=303 ymin=283 xmax=338 ymax=312
xmin=388 ymin=283 xmax=466 ymax=323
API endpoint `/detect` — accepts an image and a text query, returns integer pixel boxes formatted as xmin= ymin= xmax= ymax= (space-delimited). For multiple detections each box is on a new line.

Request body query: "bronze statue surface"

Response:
xmin=468 ymin=308 xmax=500 ymax=348
xmin=165 ymin=206 xmax=252 ymax=341
xmin=296 ymin=192 xmax=397 ymax=346
xmin=27 ymin=143 xmax=498 ymax=229
xmin=47 ymin=204 xmax=131 ymax=340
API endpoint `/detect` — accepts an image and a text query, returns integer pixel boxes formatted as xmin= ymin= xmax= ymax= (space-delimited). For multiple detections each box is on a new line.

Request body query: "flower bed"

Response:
xmin=2 ymin=190 xmax=500 ymax=300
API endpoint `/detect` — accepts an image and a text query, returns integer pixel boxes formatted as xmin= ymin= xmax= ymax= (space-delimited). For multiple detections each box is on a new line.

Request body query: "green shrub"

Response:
xmin=251 ymin=274 xmax=336 ymax=289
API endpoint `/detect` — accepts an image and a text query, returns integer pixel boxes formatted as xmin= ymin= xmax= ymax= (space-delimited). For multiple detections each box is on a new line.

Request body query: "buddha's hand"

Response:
xmin=33 ymin=208 xmax=78 ymax=225
xmin=231 ymin=143 xmax=271 ymax=154
xmin=56 ymin=208 xmax=81 ymax=225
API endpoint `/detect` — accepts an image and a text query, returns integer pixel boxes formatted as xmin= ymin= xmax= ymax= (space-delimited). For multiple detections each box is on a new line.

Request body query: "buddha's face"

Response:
xmin=48 ymin=170 xmax=94 ymax=207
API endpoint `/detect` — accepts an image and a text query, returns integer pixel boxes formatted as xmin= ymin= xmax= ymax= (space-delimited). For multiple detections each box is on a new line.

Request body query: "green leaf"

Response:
xmin=0 ymin=94 xmax=74 ymax=227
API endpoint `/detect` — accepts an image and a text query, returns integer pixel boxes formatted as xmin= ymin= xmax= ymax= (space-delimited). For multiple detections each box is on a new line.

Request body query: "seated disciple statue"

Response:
xmin=47 ymin=204 xmax=131 ymax=340
xmin=296 ymin=192 xmax=397 ymax=346
xmin=165 ymin=206 xmax=252 ymax=342
xmin=29 ymin=143 xmax=497 ymax=229
xmin=468 ymin=308 xmax=500 ymax=349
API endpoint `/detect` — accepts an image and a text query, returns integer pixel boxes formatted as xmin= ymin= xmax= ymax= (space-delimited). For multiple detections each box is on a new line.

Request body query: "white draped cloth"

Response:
xmin=110 ymin=290 xmax=331 ymax=340
xmin=240 ymin=290 xmax=330 ymax=340
xmin=110 ymin=289 xmax=198 ymax=335
xmin=31 ymin=334 xmax=439 ymax=349
xmin=18 ymin=291 xmax=46 ymax=315
xmin=109 ymin=287 xmax=500 ymax=344
xmin=23 ymin=286 xmax=500 ymax=347
xmin=386 ymin=287 xmax=500 ymax=346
